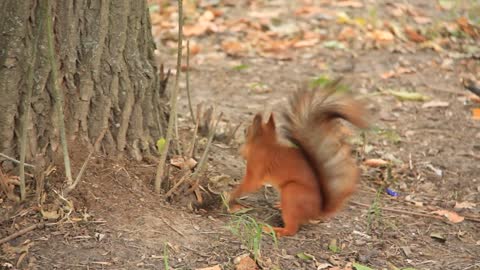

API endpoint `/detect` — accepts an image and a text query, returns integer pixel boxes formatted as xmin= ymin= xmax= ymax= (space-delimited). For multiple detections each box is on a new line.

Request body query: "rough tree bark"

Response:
xmin=0 ymin=0 xmax=168 ymax=169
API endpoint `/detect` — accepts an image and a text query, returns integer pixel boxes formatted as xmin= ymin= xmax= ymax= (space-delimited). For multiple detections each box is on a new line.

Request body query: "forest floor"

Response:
xmin=1 ymin=0 xmax=480 ymax=269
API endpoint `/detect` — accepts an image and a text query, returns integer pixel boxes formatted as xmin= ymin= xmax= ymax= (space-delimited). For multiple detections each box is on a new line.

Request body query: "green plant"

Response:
xmin=164 ymin=242 xmax=170 ymax=270
xmin=366 ymin=188 xmax=383 ymax=233
xmin=227 ymin=214 xmax=278 ymax=261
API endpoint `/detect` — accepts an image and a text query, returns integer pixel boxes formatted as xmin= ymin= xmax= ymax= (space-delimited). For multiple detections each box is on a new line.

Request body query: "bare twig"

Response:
xmin=155 ymin=0 xmax=184 ymax=193
xmin=192 ymin=112 xmax=223 ymax=177
xmin=46 ymin=0 xmax=73 ymax=186
xmin=165 ymin=170 xmax=190 ymax=198
xmin=462 ymin=78 xmax=480 ymax=98
xmin=187 ymin=104 xmax=202 ymax=158
xmin=226 ymin=122 xmax=242 ymax=144
xmin=186 ymin=40 xmax=195 ymax=124
xmin=160 ymin=216 xmax=185 ymax=237
xmin=64 ymin=128 xmax=107 ymax=196
xmin=0 ymin=223 xmax=45 ymax=245
xmin=0 ymin=153 xmax=35 ymax=168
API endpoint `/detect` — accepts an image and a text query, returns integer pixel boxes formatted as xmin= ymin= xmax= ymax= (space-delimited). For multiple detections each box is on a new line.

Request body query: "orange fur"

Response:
xmin=229 ymin=81 xmax=369 ymax=237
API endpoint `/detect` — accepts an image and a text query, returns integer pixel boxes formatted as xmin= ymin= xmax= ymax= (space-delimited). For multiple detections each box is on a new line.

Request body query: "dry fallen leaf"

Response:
xmin=467 ymin=94 xmax=480 ymax=103
xmin=432 ymin=209 xmax=465 ymax=223
xmin=334 ymin=1 xmax=364 ymax=8
xmin=413 ymin=16 xmax=432 ymax=25
xmin=293 ymin=38 xmax=319 ymax=48
xmin=472 ymin=108 xmax=480 ymax=120
xmin=221 ymin=40 xmax=248 ymax=56
xmin=404 ymin=26 xmax=427 ymax=43
xmin=183 ymin=23 xmax=209 ymax=37
xmin=338 ymin=26 xmax=357 ymax=40
xmin=454 ymin=201 xmax=476 ymax=209
xmin=170 ymin=156 xmax=197 ymax=170
xmin=235 ymin=255 xmax=258 ymax=270
xmin=364 ymin=159 xmax=389 ymax=167
xmin=422 ymin=100 xmax=450 ymax=108
xmin=457 ymin=17 xmax=479 ymax=37
xmin=199 ymin=10 xmax=215 ymax=22
xmin=368 ymin=30 xmax=395 ymax=44
xmin=381 ymin=67 xmax=415 ymax=79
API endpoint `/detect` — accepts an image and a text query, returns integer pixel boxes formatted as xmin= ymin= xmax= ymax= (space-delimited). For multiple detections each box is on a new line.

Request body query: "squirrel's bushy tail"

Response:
xmin=280 ymin=79 xmax=369 ymax=214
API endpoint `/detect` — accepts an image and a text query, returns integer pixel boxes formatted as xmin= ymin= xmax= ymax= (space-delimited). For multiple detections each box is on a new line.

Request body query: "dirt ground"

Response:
xmin=1 ymin=0 xmax=480 ymax=269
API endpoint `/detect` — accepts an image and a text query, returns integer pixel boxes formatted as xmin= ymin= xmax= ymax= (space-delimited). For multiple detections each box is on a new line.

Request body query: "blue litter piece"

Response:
xmin=386 ymin=188 xmax=399 ymax=197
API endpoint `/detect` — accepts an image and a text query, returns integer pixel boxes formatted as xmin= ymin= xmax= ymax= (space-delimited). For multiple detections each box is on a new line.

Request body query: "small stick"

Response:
xmin=165 ymin=170 xmax=190 ymax=198
xmin=187 ymin=103 xmax=202 ymax=158
xmin=462 ymin=78 xmax=480 ymax=98
xmin=155 ymin=0 xmax=184 ymax=193
xmin=46 ymin=0 xmax=73 ymax=186
xmin=0 ymin=153 xmax=35 ymax=168
xmin=193 ymin=112 xmax=223 ymax=177
xmin=160 ymin=216 xmax=185 ymax=237
xmin=226 ymin=121 xmax=242 ymax=144
xmin=0 ymin=223 xmax=45 ymax=245
xmin=185 ymin=39 xmax=195 ymax=125
xmin=64 ymin=128 xmax=107 ymax=195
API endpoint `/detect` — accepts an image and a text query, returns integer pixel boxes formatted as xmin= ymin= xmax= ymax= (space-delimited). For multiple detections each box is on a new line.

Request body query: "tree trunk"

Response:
xmin=0 ymin=0 xmax=168 ymax=169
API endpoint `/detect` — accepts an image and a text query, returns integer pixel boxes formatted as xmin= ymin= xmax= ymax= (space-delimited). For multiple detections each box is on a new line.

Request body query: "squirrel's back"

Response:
xmin=279 ymin=79 xmax=369 ymax=215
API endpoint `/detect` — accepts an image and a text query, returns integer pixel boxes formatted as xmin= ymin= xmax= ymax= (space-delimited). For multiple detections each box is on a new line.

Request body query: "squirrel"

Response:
xmin=228 ymin=79 xmax=369 ymax=237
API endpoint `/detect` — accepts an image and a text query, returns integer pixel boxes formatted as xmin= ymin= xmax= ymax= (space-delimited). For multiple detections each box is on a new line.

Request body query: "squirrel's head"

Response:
xmin=239 ymin=112 xmax=277 ymax=159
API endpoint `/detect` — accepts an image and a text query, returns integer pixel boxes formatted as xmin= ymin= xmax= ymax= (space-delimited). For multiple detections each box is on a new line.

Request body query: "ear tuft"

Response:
xmin=267 ymin=113 xmax=275 ymax=129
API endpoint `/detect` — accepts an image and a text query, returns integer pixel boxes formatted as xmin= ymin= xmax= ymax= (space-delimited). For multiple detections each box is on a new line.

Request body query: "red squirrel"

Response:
xmin=228 ymin=79 xmax=369 ymax=237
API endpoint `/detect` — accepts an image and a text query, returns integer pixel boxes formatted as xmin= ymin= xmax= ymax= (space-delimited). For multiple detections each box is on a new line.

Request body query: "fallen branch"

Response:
xmin=0 ymin=223 xmax=45 ymax=245
xmin=0 ymin=153 xmax=35 ymax=168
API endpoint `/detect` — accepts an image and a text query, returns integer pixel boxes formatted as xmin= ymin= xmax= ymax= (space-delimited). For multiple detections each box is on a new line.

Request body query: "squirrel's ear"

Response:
xmin=251 ymin=113 xmax=263 ymax=135
xmin=267 ymin=113 xmax=275 ymax=129
xmin=253 ymin=113 xmax=262 ymax=125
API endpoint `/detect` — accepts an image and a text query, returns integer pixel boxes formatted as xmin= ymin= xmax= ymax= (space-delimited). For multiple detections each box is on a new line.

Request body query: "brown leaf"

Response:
xmin=196 ymin=266 xmax=222 ymax=270
xmin=381 ymin=67 xmax=415 ymax=79
xmin=199 ymin=10 xmax=215 ymax=22
xmin=467 ymin=94 xmax=480 ymax=103
xmin=404 ymin=26 xmax=427 ymax=43
xmin=235 ymin=255 xmax=258 ymax=270
xmin=334 ymin=1 xmax=364 ymax=8
xmin=183 ymin=23 xmax=209 ymax=37
xmin=432 ymin=209 xmax=465 ymax=223
xmin=338 ymin=26 xmax=357 ymax=40
xmin=421 ymin=100 xmax=449 ymax=108
xmin=364 ymin=159 xmax=389 ymax=167
xmin=368 ymin=30 xmax=395 ymax=43
xmin=413 ymin=16 xmax=432 ymax=25
xmin=473 ymin=108 xmax=480 ymax=120
xmin=170 ymin=156 xmax=197 ymax=170
xmin=221 ymin=40 xmax=248 ymax=56
xmin=457 ymin=17 xmax=479 ymax=37
xmin=454 ymin=201 xmax=476 ymax=209
xmin=293 ymin=38 xmax=319 ymax=48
